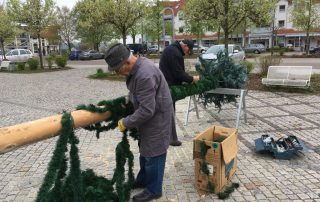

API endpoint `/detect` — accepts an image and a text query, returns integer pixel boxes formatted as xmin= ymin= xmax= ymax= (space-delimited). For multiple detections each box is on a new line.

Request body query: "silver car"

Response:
xmin=5 ymin=49 xmax=33 ymax=62
xmin=244 ymin=44 xmax=266 ymax=54
xmin=193 ymin=45 xmax=208 ymax=54
xmin=200 ymin=44 xmax=245 ymax=64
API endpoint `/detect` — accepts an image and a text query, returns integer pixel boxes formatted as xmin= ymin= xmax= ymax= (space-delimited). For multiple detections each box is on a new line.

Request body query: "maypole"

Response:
xmin=0 ymin=110 xmax=111 ymax=154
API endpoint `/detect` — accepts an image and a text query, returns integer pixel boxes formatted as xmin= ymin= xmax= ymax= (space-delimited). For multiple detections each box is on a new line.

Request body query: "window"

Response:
xmin=234 ymin=46 xmax=241 ymax=52
xmin=278 ymin=20 xmax=285 ymax=27
xmin=279 ymin=5 xmax=285 ymax=12
xmin=12 ymin=50 xmax=19 ymax=55
xmin=20 ymin=50 xmax=27 ymax=55
xmin=178 ymin=27 xmax=184 ymax=33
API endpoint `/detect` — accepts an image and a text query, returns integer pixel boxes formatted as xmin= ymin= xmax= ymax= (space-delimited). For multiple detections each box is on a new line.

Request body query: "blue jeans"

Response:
xmin=135 ymin=153 xmax=167 ymax=196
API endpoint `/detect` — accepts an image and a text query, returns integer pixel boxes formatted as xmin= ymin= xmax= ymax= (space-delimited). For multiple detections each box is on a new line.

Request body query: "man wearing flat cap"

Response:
xmin=105 ymin=43 xmax=175 ymax=201
xmin=159 ymin=39 xmax=200 ymax=147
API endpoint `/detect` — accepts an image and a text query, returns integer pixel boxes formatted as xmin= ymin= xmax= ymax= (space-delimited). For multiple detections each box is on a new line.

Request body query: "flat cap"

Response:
xmin=105 ymin=43 xmax=130 ymax=71
xmin=182 ymin=39 xmax=194 ymax=50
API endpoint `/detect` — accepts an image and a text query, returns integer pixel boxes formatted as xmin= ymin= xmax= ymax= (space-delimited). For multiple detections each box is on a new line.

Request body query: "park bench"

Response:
xmin=262 ymin=66 xmax=312 ymax=88
xmin=0 ymin=60 xmax=16 ymax=71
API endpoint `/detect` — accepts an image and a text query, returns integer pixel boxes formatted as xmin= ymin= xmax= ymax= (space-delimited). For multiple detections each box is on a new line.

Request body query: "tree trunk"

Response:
xmin=0 ymin=39 xmax=6 ymax=60
xmin=132 ymin=34 xmax=136 ymax=44
xmin=306 ymin=31 xmax=310 ymax=55
xmin=217 ymin=26 xmax=221 ymax=44
xmin=37 ymin=33 xmax=44 ymax=69
xmin=122 ymin=31 xmax=126 ymax=45
xmin=224 ymin=0 xmax=229 ymax=54
xmin=224 ymin=30 xmax=229 ymax=54
xmin=67 ymin=39 xmax=71 ymax=52
xmin=242 ymin=19 xmax=247 ymax=47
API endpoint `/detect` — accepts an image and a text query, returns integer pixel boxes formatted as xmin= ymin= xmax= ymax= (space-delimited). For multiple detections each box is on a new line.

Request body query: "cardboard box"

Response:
xmin=193 ymin=125 xmax=238 ymax=193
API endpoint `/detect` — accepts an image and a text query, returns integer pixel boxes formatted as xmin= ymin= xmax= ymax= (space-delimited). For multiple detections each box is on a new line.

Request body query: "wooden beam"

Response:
xmin=0 ymin=110 xmax=111 ymax=154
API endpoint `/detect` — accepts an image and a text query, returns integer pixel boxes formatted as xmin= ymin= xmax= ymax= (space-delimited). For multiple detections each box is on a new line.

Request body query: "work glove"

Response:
xmin=118 ymin=118 xmax=126 ymax=132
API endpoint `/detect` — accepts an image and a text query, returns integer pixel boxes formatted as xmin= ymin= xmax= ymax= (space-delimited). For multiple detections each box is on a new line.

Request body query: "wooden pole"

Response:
xmin=0 ymin=110 xmax=111 ymax=155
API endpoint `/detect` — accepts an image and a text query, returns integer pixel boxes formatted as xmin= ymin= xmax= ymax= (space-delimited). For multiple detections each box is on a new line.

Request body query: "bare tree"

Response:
xmin=56 ymin=6 xmax=76 ymax=52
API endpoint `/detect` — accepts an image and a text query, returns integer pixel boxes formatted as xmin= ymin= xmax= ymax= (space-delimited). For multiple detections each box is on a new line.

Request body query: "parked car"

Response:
xmin=200 ymin=44 xmax=245 ymax=64
xmin=244 ymin=44 xmax=266 ymax=54
xmin=147 ymin=45 xmax=159 ymax=54
xmin=79 ymin=50 xmax=105 ymax=60
xmin=193 ymin=45 xmax=208 ymax=54
xmin=127 ymin=43 xmax=147 ymax=55
xmin=5 ymin=49 xmax=33 ymax=62
xmin=309 ymin=47 xmax=320 ymax=54
xmin=69 ymin=50 xmax=82 ymax=60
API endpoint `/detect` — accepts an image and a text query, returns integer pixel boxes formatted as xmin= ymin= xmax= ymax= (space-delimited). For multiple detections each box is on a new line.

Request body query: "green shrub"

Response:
xmin=97 ymin=68 xmax=104 ymax=74
xmin=46 ymin=55 xmax=55 ymax=69
xmin=257 ymin=55 xmax=282 ymax=77
xmin=55 ymin=55 xmax=68 ymax=68
xmin=279 ymin=48 xmax=285 ymax=56
xmin=241 ymin=60 xmax=254 ymax=74
xmin=27 ymin=58 xmax=39 ymax=70
xmin=90 ymin=68 xmax=109 ymax=78
xmin=17 ymin=62 xmax=26 ymax=71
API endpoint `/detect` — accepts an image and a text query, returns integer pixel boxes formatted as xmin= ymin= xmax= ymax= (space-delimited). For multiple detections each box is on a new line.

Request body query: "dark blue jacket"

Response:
xmin=159 ymin=41 xmax=193 ymax=86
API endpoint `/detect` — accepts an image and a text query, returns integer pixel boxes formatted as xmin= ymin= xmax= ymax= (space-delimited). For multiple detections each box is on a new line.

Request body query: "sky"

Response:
xmin=56 ymin=0 xmax=78 ymax=9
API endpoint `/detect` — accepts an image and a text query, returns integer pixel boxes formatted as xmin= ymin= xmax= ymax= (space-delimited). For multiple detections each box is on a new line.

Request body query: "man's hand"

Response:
xmin=193 ymin=75 xmax=200 ymax=83
xmin=118 ymin=119 xmax=126 ymax=132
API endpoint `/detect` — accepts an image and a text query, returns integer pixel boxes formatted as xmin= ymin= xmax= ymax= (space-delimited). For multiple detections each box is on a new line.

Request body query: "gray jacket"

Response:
xmin=122 ymin=57 xmax=175 ymax=157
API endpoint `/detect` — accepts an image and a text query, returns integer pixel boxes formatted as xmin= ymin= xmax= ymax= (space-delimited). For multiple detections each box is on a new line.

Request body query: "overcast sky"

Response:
xmin=56 ymin=0 xmax=78 ymax=9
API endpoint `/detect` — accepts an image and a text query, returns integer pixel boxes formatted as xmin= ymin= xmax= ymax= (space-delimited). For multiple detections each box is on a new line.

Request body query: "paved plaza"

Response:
xmin=0 ymin=64 xmax=320 ymax=202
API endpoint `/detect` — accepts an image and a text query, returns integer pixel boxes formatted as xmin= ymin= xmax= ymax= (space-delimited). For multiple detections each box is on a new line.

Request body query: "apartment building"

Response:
xmin=162 ymin=0 xmax=320 ymax=50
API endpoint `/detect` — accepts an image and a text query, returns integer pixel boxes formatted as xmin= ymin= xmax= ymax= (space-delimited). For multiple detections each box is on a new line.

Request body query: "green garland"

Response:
xmin=196 ymin=52 xmax=247 ymax=109
xmin=36 ymin=54 xmax=246 ymax=201
xmin=199 ymin=139 xmax=239 ymax=199
xmin=36 ymin=112 xmax=134 ymax=201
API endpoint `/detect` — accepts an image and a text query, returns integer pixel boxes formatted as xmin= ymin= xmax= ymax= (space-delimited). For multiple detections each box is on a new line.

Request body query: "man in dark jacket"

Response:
xmin=105 ymin=43 xmax=174 ymax=202
xmin=159 ymin=39 xmax=199 ymax=146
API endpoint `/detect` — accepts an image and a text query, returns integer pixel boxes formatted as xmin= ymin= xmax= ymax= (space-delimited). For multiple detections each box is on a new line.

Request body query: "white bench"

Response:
xmin=0 ymin=60 xmax=16 ymax=71
xmin=262 ymin=66 xmax=312 ymax=87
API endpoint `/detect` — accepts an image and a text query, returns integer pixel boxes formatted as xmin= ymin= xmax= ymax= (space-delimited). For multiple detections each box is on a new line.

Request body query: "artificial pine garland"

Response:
xmin=196 ymin=52 xmax=247 ymax=109
xmin=199 ymin=138 xmax=240 ymax=199
xmin=36 ymin=54 xmax=246 ymax=201
xmin=36 ymin=112 xmax=135 ymax=201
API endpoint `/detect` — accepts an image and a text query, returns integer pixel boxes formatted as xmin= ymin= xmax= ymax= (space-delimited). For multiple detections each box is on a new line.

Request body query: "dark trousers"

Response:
xmin=170 ymin=101 xmax=179 ymax=142
xmin=135 ymin=153 xmax=167 ymax=196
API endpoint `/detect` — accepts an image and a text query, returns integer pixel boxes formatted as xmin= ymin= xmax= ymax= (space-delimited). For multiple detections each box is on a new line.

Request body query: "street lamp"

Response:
xmin=162 ymin=7 xmax=174 ymax=48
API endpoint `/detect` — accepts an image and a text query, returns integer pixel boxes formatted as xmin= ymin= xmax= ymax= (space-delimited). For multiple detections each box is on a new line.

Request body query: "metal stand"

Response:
xmin=184 ymin=95 xmax=200 ymax=126
xmin=184 ymin=88 xmax=248 ymax=128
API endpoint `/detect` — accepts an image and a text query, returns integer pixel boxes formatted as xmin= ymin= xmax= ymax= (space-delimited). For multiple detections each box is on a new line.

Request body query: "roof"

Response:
xmin=161 ymin=0 xmax=186 ymax=16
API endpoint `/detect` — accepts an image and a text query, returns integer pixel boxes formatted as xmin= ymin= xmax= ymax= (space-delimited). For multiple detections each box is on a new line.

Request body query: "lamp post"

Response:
xmin=162 ymin=7 xmax=174 ymax=49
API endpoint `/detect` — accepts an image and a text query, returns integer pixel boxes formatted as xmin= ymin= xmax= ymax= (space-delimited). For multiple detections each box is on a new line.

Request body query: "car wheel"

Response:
xmin=254 ymin=50 xmax=260 ymax=54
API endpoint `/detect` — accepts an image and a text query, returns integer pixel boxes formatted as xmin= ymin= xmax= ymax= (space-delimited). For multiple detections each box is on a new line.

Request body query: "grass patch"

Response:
xmin=89 ymin=69 xmax=126 ymax=81
xmin=0 ymin=67 xmax=72 ymax=74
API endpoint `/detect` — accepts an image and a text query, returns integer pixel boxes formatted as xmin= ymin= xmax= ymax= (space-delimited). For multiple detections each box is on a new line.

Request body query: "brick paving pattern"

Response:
xmin=0 ymin=65 xmax=320 ymax=201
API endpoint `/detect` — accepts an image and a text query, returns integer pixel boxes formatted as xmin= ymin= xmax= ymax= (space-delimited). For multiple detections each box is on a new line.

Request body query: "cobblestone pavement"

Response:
xmin=0 ymin=65 xmax=320 ymax=202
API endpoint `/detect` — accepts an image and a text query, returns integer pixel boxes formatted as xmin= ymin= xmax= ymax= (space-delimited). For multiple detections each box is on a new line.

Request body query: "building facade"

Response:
xmin=161 ymin=0 xmax=320 ymax=51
